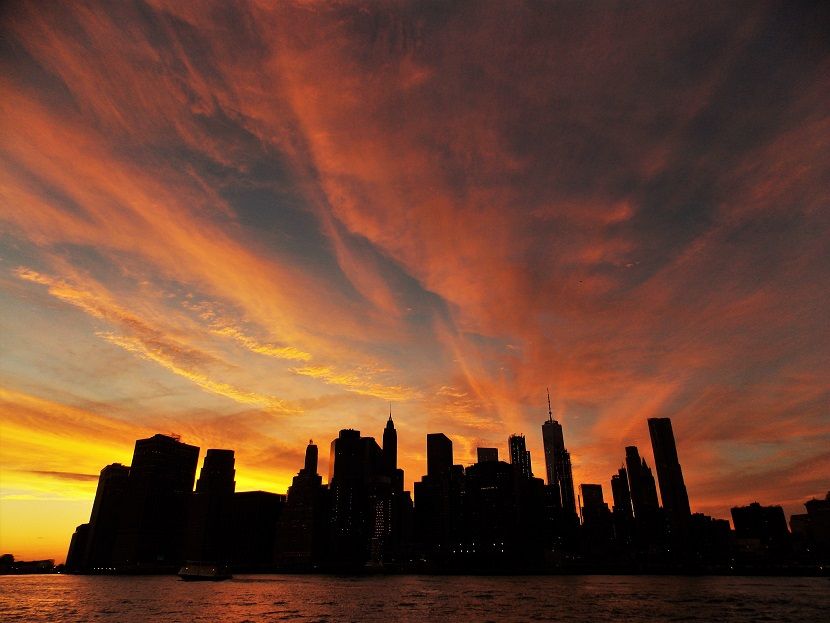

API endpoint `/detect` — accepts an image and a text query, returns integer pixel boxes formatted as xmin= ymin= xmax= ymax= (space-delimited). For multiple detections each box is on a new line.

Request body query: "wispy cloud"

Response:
xmin=210 ymin=325 xmax=312 ymax=362
xmin=15 ymin=267 xmax=297 ymax=412
xmin=291 ymin=364 xmax=420 ymax=402
xmin=99 ymin=332 xmax=295 ymax=412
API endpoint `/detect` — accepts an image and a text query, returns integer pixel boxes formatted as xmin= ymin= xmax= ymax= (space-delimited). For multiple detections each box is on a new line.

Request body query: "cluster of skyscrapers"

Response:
xmin=65 ymin=400 xmax=829 ymax=573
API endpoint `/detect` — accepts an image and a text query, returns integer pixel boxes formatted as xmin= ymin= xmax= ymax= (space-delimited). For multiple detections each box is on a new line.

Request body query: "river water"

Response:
xmin=0 ymin=574 xmax=828 ymax=622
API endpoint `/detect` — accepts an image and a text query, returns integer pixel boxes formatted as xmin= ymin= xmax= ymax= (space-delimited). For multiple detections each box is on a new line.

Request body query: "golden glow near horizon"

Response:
xmin=1 ymin=1 xmax=829 ymax=562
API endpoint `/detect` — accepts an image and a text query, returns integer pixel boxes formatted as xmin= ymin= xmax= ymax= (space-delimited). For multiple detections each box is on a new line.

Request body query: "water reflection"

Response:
xmin=1 ymin=575 xmax=828 ymax=622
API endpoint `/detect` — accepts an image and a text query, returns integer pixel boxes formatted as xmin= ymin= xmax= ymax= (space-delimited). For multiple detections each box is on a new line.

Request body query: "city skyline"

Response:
xmin=2 ymin=1 xmax=829 ymax=564
xmin=59 ymin=413 xmax=828 ymax=573
xmin=11 ymin=406 xmax=824 ymax=565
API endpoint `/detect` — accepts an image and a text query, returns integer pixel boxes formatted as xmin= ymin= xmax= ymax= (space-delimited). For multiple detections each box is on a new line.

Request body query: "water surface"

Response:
xmin=1 ymin=574 xmax=827 ymax=622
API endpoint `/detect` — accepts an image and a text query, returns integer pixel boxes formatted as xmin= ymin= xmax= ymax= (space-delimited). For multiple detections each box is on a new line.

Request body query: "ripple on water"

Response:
xmin=0 ymin=575 xmax=828 ymax=623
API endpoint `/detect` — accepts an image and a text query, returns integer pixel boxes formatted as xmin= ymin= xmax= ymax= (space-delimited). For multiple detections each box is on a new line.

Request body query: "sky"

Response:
xmin=1 ymin=0 xmax=828 ymax=562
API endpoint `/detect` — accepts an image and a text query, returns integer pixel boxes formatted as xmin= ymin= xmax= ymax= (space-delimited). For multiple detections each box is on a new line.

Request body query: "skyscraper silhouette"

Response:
xmin=185 ymin=449 xmax=235 ymax=567
xmin=610 ymin=466 xmax=634 ymax=549
xmin=304 ymin=441 xmax=318 ymax=475
xmin=648 ymin=418 xmax=691 ymax=518
xmin=508 ymin=434 xmax=532 ymax=478
xmin=383 ymin=411 xmax=397 ymax=475
xmin=112 ymin=434 xmax=199 ymax=570
xmin=84 ymin=463 xmax=130 ymax=571
xmin=580 ymin=484 xmax=605 ymax=512
xmin=416 ymin=433 xmax=462 ymax=560
xmin=196 ymin=449 xmax=236 ymax=495
xmin=328 ymin=429 xmax=389 ymax=567
xmin=275 ymin=441 xmax=327 ymax=568
xmin=477 ymin=447 xmax=498 ymax=463
xmin=541 ymin=390 xmax=577 ymax=517
xmin=624 ymin=446 xmax=659 ymax=519
xmin=426 ymin=433 xmax=453 ymax=478
xmin=382 ymin=414 xmax=411 ymax=563
xmin=610 ymin=467 xmax=633 ymax=521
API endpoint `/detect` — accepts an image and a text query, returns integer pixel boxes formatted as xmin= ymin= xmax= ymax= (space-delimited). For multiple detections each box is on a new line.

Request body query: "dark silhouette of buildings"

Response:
xmin=648 ymin=417 xmax=691 ymax=551
xmin=65 ymin=524 xmax=90 ymax=573
xmin=231 ymin=491 xmax=285 ymax=570
xmin=415 ymin=433 xmax=464 ymax=563
xmin=610 ymin=466 xmax=634 ymax=551
xmin=383 ymin=412 xmax=397 ymax=474
xmin=84 ymin=463 xmax=130 ymax=571
xmin=623 ymin=445 xmax=663 ymax=556
xmin=0 ymin=554 xmax=56 ymax=575
xmin=689 ymin=512 xmax=731 ymax=566
xmin=732 ymin=502 xmax=791 ymax=563
xmin=426 ymin=433 xmax=453 ymax=478
xmin=65 ymin=463 xmax=131 ymax=573
xmin=196 ymin=449 xmax=235 ymax=494
xmin=624 ymin=446 xmax=659 ymax=519
xmin=508 ymin=434 xmax=532 ymax=478
xmin=383 ymin=415 xmax=412 ymax=565
xmin=610 ymin=467 xmax=633 ymax=520
xmin=65 ymin=413 xmax=827 ymax=575
xmin=541 ymin=390 xmax=577 ymax=521
xmin=326 ymin=424 xmax=407 ymax=568
xmin=790 ymin=491 xmax=830 ymax=565
xmin=477 ymin=447 xmax=498 ymax=463
xmin=111 ymin=434 xmax=199 ymax=571
xmin=184 ymin=449 xmax=235 ymax=568
xmin=579 ymin=484 xmax=613 ymax=557
xmin=275 ymin=441 xmax=328 ymax=568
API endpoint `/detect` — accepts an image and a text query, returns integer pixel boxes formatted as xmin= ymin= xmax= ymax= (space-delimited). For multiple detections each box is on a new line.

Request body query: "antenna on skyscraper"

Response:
xmin=546 ymin=387 xmax=553 ymax=422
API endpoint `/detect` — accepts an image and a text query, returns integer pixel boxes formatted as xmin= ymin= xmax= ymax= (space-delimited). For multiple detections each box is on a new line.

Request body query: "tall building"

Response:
xmin=579 ymin=484 xmax=613 ymax=554
xmin=383 ymin=414 xmax=411 ymax=564
xmin=186 ymin=449 xmax=235 ymax=565
xmin=426 ymin=433 xmax=453 ymax=478
xmin=304 ymin=441 xmax=318 ymax=475
xmin=230 ymin=491 xmax=285 ymax=570
xmin=415 ymin=433 xmax=462 ymax=560
xmin=610 ymin=467 xmax=633 ymax=520
xmin=195 ymin=449 xmax=235 ymax=495
xmin=580 ymin=484 xmax=605 ymax=512
xmin=609 ymin=466 xmax=634 ymax=548
xmin=731 ymin=501 xmax=791 ymax=562
xmin=112 ymin=434 xmax=199 ymax=570
xmin=541 ymin=390 xmax=577 ymax=516
xmin=84 ymin=463 xmax=130 ymax=571
xmin=275 ymin=441 xmax=328 ymax=568
xmin=477 ymin=447 xmax=498 ymax=463
xmin=65 ymin=524 xmax=91 ymax=573
xmin=328 ymin=429 xmax=388 ymax=566
xmin=508 ymin=434 xmax=532 ymax=478
xmin=790 ymin=491 xmax=830 ymax=564
xmin=383 ymin=412 xmax=397 ymax=475
xmin=624 ymin=446 xmax=659 ymax=519
xmin=648 ymin=418 xmax=691 ymax=518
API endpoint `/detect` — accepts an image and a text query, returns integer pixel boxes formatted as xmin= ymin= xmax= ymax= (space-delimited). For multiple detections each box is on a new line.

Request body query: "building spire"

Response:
xmin=547 ymin=387 xmax=553 ymax=422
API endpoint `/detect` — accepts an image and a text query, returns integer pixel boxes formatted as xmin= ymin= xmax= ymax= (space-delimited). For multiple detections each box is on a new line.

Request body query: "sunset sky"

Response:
xmin=1 ymin=0 xmax=828 ymax=562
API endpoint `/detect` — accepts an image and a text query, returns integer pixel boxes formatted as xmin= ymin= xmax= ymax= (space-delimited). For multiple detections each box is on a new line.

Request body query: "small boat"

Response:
xmin=178 ymin=562 xmax=232 ymax=581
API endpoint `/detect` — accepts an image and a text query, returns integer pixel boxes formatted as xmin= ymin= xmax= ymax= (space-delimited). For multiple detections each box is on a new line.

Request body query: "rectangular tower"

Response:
xmin=647 ymin=417 xmax=691 ymax=517
xmin=477 ymin=447 xmax=498 ymax=463
xmin=113 ymin=434 xmax=199 ymax=570
xmin=508 ymin=434 xmax=532 ymax=478
xmin=541 ymin=391 xmax=577 ymax=517
xmin=426 ymin=433 xmax=453 ymax=478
